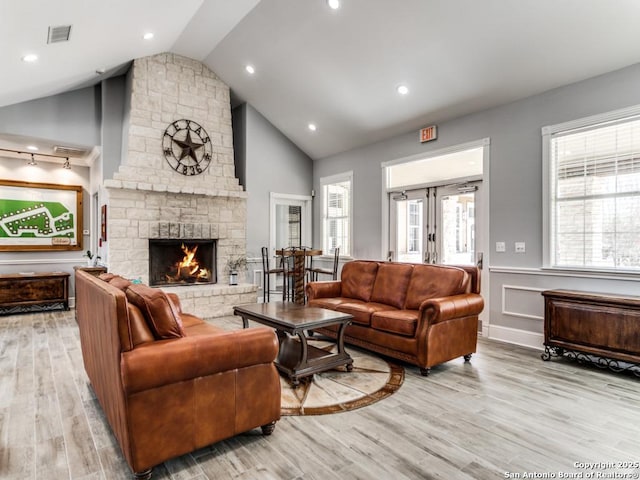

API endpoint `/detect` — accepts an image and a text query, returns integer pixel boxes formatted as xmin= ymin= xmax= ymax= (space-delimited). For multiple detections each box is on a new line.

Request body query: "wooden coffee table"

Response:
xmin=233 ymin=302 xmax=353 ymax=386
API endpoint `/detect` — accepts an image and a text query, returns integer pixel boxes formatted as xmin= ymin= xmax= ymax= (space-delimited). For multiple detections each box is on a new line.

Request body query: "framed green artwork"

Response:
xmin=0 ymin=179 xmax=83 ymax=251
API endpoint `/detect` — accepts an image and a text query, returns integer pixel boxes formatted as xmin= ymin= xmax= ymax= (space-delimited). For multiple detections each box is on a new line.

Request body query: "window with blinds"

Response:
xmin=549 ymin=114 xmax=640 ymax=270
xmin=321 ymin=172 xmax=352 ymax=256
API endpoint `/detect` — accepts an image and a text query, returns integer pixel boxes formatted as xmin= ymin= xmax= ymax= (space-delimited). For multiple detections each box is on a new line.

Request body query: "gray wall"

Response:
xmin=0 ymin=86 xmax=102 ymax=300
xmin=241 ymin=104 xmax=313 ymax=258
xmin=0 ymin=86 xmax=101 ymax=147
xmin=232 ymin=103 xmax=247 ymax=188
xmin=313 ymin=61 xmax=640 ymax=348
xmin=101 ymin=75 xmax=127 ymax=182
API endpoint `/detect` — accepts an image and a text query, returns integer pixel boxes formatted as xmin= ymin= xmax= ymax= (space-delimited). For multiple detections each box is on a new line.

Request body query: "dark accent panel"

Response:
xmin=149 ymin=239 xmax=216 ymax=286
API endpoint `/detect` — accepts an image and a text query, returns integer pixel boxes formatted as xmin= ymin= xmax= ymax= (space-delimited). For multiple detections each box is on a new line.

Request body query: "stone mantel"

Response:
xmin=104 ymin=179 xmax=248 ymax=199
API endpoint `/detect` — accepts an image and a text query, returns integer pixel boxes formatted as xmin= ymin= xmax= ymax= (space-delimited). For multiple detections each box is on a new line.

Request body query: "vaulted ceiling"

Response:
xmin=3 ymin=0 xmax=640 ymax=160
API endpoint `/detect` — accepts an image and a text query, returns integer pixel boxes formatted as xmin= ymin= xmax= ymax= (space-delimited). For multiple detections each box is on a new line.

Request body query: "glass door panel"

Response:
xmin=389 ymin=189 xmax=427 ymax=263
xmin=438 ymin=189 xmax=476 ymax=265
xmin=275 ymin=204 xmax=302 ymax=248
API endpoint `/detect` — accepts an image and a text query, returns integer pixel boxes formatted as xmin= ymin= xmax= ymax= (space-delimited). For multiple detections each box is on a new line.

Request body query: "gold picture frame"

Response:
xmin=0 ymin=179 xmax=83 ymax=251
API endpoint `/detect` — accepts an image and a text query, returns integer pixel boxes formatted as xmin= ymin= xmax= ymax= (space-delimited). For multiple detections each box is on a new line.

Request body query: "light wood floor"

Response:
xmin=2 ymin=310 xmax=640 ymax=480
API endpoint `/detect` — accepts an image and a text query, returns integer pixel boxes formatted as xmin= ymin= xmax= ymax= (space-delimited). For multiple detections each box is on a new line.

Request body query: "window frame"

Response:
xmin=320 ymin=171 xmax=353 ymax=257
xmin=542 ymin=103 xmax=640 ymax=274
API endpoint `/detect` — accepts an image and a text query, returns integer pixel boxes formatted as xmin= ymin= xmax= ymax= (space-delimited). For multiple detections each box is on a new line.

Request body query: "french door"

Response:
xmin=389 ymin=182 xmax=482 ymax=268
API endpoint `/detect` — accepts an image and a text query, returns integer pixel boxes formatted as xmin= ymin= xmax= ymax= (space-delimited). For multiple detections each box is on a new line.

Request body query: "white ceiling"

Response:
xmin=2 ymin=0 xmax=640 ymax=162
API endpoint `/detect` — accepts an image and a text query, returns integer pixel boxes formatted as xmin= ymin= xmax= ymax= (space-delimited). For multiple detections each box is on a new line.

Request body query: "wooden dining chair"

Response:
xmin=308 ymin=247 xmax=340 ymax=281
xmin=280 ymin=246 xmax=297 ymax=301
xmin=261 ymin=247 xmax=285 ymax=302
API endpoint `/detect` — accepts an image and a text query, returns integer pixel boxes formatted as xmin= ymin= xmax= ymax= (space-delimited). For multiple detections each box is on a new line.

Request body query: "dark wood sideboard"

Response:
xmin=541 ymin=289 xmax=640 ymax=376
xmin=0 ymin=272 xmax=70 ymax=315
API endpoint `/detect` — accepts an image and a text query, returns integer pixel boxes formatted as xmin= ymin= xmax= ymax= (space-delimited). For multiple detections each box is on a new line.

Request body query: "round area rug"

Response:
xmin=280 ymin=339 xmax=404 ymax=416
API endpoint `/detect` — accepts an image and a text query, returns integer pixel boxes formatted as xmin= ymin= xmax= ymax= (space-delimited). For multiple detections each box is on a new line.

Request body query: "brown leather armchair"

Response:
xmin=75 ymin=270 xmax=281 ymax=479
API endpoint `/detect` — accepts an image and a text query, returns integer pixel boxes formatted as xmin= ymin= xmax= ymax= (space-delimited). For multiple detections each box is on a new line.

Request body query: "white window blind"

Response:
xmin=321 ymin=172 xmax=352 ymax=256
xmin=549 ymin=115 xmax=640 ymax=270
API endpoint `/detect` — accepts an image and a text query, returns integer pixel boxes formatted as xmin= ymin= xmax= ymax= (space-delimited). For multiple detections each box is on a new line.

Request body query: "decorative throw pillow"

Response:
xmin=125 ymin=284 xmax=185 ymax=339
xmin=108 ymin=276 xmax=132 ymax=291
xmin=98 ymin=272 xmax=116 ymax=282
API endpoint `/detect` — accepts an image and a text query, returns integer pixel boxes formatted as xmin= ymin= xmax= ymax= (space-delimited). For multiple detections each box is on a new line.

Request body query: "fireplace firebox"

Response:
xmin=149 ymin=239 xmax=217 ymax=286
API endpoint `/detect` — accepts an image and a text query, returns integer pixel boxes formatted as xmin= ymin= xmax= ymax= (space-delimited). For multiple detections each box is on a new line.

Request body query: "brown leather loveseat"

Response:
xmin=306 ymin=260 xmax=484 ymax=375
xmin=75 ymin=270 xmax=281 ymax=479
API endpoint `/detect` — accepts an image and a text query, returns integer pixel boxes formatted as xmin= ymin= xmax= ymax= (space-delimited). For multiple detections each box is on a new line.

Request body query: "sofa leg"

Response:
xmin=420 ymin=367 xmax=430 ymax=376
xmin=463 ymin=354 xmax=472 ymax=362
xmin=134 ymin=469 xmax=152 ymax=480
xmin=261 ymin=421 xmax=277 ymax=436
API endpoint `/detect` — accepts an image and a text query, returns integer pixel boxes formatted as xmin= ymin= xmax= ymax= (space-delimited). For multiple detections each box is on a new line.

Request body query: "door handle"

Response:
xmin=477 ymin=252 xmax=483 ymax=270
xmin=387 ymin=251 xmax=394 ymax=262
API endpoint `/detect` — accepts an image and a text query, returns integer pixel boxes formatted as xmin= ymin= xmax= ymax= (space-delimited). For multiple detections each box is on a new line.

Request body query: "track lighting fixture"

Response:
xmin=0 ymin=148 xmax=76 ymax=169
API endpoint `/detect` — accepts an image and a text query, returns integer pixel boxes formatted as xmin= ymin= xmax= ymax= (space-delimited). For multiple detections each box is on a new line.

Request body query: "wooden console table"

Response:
xmin=0 ymin=272 xmax=70 ymax=315
xmin=541 ymin=289 xmax=640 ymax=377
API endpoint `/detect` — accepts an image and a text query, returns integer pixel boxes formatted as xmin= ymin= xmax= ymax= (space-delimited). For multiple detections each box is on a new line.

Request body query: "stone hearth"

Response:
xmin=102 ymin=52 xmax=257 ymax=318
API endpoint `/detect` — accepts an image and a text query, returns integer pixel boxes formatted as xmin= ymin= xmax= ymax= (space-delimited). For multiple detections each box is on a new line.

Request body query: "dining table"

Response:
xmin=275 ymin=247 xmax=322 ymax=304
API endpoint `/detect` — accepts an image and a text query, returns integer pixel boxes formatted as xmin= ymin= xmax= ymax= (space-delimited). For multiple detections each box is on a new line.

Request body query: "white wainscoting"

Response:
xmin=486 ymin=324 xmax=544 ymax=350
xmin=501 ymin=284 xmax=545 ymax=320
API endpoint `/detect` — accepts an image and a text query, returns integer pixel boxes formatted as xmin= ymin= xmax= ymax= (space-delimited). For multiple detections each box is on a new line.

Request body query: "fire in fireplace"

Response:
xmin=149 ymin=239 xmax=217 ymax=286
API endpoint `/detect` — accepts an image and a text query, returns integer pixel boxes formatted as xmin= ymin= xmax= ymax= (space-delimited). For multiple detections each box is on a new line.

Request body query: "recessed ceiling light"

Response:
xmin=327 ymin=0 xmax=340 ymax=9
xmin=22 ymin=54 xmax=38 ymax=63
xmin=26 ymin=145 xmax=39 ymax=151
xmin=397 ymin=85 xmax=409 ymax=95
xmin=245 ymin=64 xmax=255 ymax=75
xmin=308 ymin=123 xmax=317 ymax=132
xmin=143 ymin=32 xmax=154 ymax=40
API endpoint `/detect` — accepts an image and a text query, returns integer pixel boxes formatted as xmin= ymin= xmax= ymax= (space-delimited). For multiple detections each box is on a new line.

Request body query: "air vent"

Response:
xmin=47 ymin=25 xmax=72 ymax=44
xmin=54 ymin=145 xmax=87 ymax=158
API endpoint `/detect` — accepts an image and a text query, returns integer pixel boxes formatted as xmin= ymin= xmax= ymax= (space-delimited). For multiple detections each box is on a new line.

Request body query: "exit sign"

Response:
xmin=419 ymin=125 xmax=437 ymax=143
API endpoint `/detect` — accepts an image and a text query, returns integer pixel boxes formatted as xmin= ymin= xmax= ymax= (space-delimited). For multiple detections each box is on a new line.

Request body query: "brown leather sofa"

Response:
xmin=75 ymin=270 xmax=281 ymax=479
xmin=305 ymin=260 xmax=484 ymax=375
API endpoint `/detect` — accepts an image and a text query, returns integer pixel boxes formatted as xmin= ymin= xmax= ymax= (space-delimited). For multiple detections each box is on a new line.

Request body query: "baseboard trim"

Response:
xmin=486 ymin=324 xmax=544 ymax=350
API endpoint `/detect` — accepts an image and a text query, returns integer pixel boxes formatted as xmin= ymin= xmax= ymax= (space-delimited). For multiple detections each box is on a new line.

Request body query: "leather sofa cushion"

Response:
xmin=182 ymin=319 xmax=225 ymax=337
xmin=371 ymin=310 xmax=418 ymax=337
xmin=180 ymin=312 xmax=205 ymax=329
xmin=336 ymin=301 xmax=396 ymax=326
xmin=179 ymin=312 xmax=225 ymax=337
xmin=341 ymin=261 xmax=378 ymax=302
xmin=126 ymin=284 xmax=185 ymax=339
xmin=127 ymin=303 xmax=155 ymax=347
xmin=108 ymin=275 xmax=133 ymax=291
xmin=370 ymin=263 xmax=414 ymax=309
xmin=405 ymin=264 xmax=469 ymax=310
xmin=307 ymin=297 xmax=351 ymax=310
xmin=98 ymin=272 xmax=117 ymax=282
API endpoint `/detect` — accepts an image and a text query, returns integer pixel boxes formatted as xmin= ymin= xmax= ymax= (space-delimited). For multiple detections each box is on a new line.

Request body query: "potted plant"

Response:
xmin=84 ymin=250 xmax=101 ymax=267
xmin=226 ymin=255 xmax=247 ymax=285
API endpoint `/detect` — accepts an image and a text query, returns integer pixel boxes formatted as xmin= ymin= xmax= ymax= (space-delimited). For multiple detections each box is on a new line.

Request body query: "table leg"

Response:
xmin=336 ymin=321 xmax=354 ymax=371
xmin=290 ymin=331 xmax=310 ymax=386
xmin=235 ymin=313 xmax=249 ymax=329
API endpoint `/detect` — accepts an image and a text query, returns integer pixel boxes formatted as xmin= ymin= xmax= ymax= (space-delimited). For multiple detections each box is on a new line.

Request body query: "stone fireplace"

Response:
xmin=102 ymin=52 xmax=257 ymax=318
